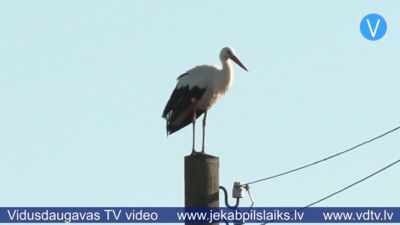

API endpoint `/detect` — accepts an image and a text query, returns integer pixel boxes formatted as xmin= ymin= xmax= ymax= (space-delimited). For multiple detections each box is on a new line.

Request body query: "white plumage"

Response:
xmin=162 ymin=47 xmax=248 ymax=154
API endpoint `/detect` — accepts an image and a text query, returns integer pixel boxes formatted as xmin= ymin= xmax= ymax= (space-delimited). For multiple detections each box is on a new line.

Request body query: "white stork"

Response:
xmin=162 ymin=47 xmax=248 ymax=154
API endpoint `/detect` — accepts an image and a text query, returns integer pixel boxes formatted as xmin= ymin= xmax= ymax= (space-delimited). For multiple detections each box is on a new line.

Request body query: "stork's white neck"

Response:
xmin=217 ymin=59 xmax=233 ymax=92
xmin=221 ymin=59 xmax=232 ymax=76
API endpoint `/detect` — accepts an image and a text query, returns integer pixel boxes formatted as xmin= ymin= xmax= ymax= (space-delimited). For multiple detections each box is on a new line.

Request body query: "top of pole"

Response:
xmin=184 ymin=153 xmax=218 ymax=159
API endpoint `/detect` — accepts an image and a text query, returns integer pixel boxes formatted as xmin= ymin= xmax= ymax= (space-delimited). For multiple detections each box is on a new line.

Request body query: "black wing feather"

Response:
xmin=162 ymin=85 xmax=206 ymax=135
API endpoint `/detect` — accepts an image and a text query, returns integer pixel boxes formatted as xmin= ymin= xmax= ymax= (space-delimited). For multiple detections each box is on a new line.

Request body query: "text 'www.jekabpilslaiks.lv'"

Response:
xmin=177 ymin=209 xmax=304 ymax=223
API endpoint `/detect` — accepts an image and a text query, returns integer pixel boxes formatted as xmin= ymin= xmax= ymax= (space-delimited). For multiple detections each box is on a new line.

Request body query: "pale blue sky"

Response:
xmin=0 ymin=0 xmax=399 ymax=214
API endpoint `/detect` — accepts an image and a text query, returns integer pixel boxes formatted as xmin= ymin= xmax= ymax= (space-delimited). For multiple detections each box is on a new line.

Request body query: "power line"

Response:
xmin=243 ymin=125 xmax=400 ymax=186
xmin=301 ymin=157 xmax=400 ymax=209
xmin=260 ymin=158 xmax=400 ymax=225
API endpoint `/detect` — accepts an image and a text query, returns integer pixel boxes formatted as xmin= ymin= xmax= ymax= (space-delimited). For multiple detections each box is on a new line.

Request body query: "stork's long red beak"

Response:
xmin=230 ymin=54 xmax=248 ymax=72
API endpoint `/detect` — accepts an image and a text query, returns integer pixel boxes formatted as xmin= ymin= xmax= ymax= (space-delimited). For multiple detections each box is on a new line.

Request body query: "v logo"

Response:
xmin=360 ymin=14 xmax=386 ymax=41
xmin=366 ymin=19 xmax=381 ymax=38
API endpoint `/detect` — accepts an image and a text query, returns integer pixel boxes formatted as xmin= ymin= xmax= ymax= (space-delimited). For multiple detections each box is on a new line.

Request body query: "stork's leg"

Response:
xmin=191 ymin=109 xmax=197 ymax=154
xmin=201 ymin=111 xmax=207 ymax=153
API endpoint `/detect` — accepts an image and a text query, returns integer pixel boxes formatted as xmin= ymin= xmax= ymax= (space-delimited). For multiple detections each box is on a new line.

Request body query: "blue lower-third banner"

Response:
xmin=1 ymin=207 xmax=400 ymax=223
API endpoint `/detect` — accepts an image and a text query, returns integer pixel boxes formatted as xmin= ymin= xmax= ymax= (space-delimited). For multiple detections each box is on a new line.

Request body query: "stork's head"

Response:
xmin=220 ymin=47 xmax=248 ymax=71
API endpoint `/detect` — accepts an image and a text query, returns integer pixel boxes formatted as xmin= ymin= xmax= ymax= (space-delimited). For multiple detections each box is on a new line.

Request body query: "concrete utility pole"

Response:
xmin=184 ymin=154 xmax=219 ymax=225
